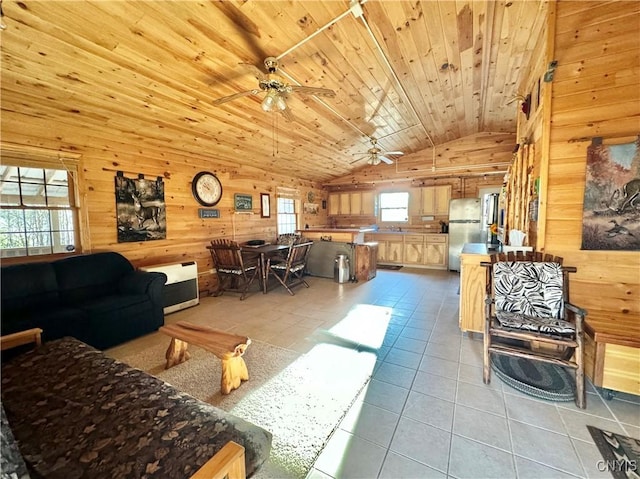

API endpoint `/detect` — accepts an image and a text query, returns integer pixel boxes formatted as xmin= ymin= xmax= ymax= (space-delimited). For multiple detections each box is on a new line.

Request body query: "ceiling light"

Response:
xmin=262 ymin=90 xmax=287 ymax=112
xmin=261 ymin=91 xmax=277 ymax=111
xmin=275 ymin=95 xmax=287 ymax=111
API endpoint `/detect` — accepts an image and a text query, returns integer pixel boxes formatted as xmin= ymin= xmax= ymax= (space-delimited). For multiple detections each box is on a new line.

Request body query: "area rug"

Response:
xmin=491 ymin=355 xmax=575 ymax=402
xmin=113 ymin=338 xmax=376 ymax=478
xmin=587 ymin=426 xmax=640 ymax=479
xmin=377 ymin=264 xmax=403 ymax=270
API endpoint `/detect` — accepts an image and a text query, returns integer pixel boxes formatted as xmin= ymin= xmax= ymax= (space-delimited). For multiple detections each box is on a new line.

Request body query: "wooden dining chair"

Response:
xmin=482 ymin=251 xmax=587 ymax=408
xmin=276 ymin=233 xmax=300 ymax=245
xmin=266 ymin=240 xmax=314 ymax=295
xmin=207 ymin=239 xmax=260 ymax=300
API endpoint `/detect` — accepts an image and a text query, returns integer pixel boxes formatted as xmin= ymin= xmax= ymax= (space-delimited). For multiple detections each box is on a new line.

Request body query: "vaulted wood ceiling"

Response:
xmin=0 ymin=0 xmax=547 ymax=183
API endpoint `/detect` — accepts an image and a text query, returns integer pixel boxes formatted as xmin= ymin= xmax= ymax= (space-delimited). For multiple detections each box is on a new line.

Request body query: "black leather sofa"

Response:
xmin=1 ymin=252 xmax=167 ymax=350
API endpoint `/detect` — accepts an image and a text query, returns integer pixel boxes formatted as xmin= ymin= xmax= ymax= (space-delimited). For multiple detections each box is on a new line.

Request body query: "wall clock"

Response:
xmin=192 ymin=171 xmax=222 ymax=207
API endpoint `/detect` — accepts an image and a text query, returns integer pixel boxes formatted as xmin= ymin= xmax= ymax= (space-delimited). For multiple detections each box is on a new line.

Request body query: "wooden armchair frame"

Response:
xmin=266 ymin=240 xmax=313 ymax=295
xmin=482 ymin=251 xmax=587 ymax=408
xmin=207 ymin=239 xmax=260 ymax=300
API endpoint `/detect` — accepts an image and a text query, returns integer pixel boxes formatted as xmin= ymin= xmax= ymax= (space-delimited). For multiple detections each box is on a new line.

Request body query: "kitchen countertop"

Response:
xmin=461 ymin=243 xmax=500 ymax=255
xmin=367 ymin=230 xmax=448 ymax=235
xmin=461 ymin=243 xmax=533 ymax=255
xmin=298 ymin=227 xmax=376 ymax=233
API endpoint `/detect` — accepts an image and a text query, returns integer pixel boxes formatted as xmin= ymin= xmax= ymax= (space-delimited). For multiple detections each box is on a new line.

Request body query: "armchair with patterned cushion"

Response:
xmin=482 ymin=251 xmax=587 ymax=408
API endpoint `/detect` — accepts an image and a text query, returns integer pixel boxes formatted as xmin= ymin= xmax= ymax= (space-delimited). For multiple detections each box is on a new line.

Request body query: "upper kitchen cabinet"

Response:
xmin=329 ymin=191 xmax=376 ymax=216
xmin=409 ymin=186 xmax=451 ymax=217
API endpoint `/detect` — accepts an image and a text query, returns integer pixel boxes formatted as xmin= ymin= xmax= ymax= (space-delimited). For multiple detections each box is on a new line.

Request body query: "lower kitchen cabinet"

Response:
xmin=403 ymin=235 xmax=425 ymax=263
xmin=365 ymin=233 xmax=448 ymax=269
xmin=425 ymin=234 xmax=448 ymax=267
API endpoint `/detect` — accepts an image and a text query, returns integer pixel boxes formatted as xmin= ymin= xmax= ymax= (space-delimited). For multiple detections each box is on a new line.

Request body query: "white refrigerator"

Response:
xmin=448 ymin=198 xmax=482 ymax=272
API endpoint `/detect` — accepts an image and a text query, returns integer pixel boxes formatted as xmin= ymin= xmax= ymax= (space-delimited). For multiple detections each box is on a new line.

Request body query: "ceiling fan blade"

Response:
xmin=290 ymin=85 xmax=336 ymax=98
xmin=212 ymin=89 xmax=260 ymax=106
xmin=379 ymin=155 xmax=394 ymax=165
xmin=383 ymin=151 xmax=404 ymax=156
xmin=238 ymin=62 xmax=266 ymax=81
xmin=350 ymin=156 xmax=367 ymax=164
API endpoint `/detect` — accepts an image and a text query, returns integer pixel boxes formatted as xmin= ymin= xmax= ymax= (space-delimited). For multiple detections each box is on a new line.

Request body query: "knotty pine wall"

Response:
xmin=0 ymin=134 xmax=328 ymax=294
xmin=518 ymin=0 xmax=640 ymax=315
xmin=326 ymin=132 xmax=512 ymax=230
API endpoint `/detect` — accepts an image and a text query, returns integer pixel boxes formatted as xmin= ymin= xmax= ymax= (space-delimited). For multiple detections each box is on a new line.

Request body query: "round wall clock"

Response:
xmin=192 ymin=171 xmax=222 ymax=207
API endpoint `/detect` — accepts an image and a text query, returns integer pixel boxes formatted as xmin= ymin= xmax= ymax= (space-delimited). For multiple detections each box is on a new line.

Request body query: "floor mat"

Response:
xmin=587 ymin=426 xmax=640 ymax=479
xmin=491 ymin=355 xmax=575 ymax=402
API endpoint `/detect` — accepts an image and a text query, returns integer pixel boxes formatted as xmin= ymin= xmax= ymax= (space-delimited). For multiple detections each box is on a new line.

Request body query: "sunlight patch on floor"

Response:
xmin=221 ymin=304 xmax=388 ymax=478
xmin=324 ymin=304 xmax=392 ymax=350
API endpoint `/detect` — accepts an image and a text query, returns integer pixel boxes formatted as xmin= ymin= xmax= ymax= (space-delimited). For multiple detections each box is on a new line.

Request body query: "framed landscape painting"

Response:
xmin=581 ymin=136 xmax=640 ymax=251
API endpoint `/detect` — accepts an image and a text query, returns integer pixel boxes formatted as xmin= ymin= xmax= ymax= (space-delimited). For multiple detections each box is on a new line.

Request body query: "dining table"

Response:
xmin=240 ymin=243 xmax=290 ymax=294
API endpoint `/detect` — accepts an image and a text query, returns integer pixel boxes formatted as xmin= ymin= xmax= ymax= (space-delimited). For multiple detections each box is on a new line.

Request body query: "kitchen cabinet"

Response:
xmin=403 ymin=235 xmax=425 ymax=263
xmin=425 ymin=234 xmax=448 ymax=267
xmin=365 ymin=232 xmax=448 ymax=269
xmin=409 ymin=185 xmax=451 ymax=216
xmin=329 ymin=191 xmax=376 ymax=216
xmin=369 ymin=234 xmax=403 ymax=264
xmin=339 ymin=193 xmax=350 ymax=214
xmin=329 ymin=193 xmax=340 ymax=216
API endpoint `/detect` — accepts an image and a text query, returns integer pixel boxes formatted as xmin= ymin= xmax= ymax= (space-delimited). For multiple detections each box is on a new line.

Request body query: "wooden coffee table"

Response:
xmin=159 ymin=321 xmax=251 ymax=394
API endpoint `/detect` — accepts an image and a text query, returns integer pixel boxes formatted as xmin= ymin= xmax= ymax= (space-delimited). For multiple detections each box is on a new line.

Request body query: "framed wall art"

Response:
xmin=260 ymin=193 xmax=270 ymax=218
xmin=115 ymin=173 xmax=166 ymax=243
xmin=581 ymin=136 xmax=640 ymax=251
xmin=234 ymin=193 xmax=253 ymax=211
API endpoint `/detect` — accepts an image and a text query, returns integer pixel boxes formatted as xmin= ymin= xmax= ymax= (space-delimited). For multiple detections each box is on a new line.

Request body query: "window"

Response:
xmin=379 ymin=192 xmax=409 ymax=222
xmin=277 ymin=197 xmax=297 ymax=234
xmin=0 ymin=159 xmax=80 ymax=259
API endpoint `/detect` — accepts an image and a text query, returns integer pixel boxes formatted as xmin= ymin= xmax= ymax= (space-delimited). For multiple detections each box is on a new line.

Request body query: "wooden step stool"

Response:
xmin=159 ymin=321 xmax=251 ymax=394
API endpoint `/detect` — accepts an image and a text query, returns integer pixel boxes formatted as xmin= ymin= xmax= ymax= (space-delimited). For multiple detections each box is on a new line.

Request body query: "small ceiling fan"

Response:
xmin=211 ymin=57 xmax=336 ymax=121
xmin=351 ymin=137 xmax=404 ymax=165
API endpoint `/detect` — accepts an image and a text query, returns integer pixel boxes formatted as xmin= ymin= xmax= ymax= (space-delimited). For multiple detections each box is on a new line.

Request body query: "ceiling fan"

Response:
xmin=211 ymin=57 xmax=336 ymax=121
xmin=351 ymin=137 xmax=404 ymax=165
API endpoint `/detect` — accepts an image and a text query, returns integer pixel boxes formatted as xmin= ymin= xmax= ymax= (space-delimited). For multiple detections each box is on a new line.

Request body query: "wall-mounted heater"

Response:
xmin=139 ymin=261 xmax=199 ymax=314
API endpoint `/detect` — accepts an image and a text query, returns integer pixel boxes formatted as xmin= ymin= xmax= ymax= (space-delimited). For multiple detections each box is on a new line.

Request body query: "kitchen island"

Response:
xmin=297 ymin=228 xmax=377 ymax=281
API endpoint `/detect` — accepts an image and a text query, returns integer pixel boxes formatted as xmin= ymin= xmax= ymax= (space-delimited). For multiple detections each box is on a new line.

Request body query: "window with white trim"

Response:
xmin=277 ymin=197 xmax=297 ymax=235
xmin=0 ymin=155 xmax=80 ymax=259
xmin=379 ymin=192 xmax=409 ymax=222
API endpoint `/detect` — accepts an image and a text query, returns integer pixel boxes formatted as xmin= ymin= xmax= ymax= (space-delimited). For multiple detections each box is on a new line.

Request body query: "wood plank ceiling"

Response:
xmin=0 ymin=0 xmax=547 ymax=183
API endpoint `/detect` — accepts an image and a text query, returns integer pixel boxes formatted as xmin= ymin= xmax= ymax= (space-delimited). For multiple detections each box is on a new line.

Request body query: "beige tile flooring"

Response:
xmin=111 ymin=267 xmax=640 ymax=479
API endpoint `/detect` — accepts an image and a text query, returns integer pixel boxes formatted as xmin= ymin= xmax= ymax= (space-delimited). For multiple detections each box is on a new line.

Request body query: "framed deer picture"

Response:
xmin=115 ymin=173 xmax=166 ymax=242
xmin=581 ymin=136 xmax=639 ymax=250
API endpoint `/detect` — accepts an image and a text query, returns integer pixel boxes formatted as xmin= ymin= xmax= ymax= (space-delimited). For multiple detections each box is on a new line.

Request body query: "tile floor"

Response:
xmin=118 ymin=267 xmax=639 ymax=479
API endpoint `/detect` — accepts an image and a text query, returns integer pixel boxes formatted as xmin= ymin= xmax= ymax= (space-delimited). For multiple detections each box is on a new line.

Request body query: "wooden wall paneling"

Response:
xmin=533 ymin=0 xmax=557 ymax=253
xmin=325 ymin=133 xmax=515 ymax=187
xmin=544 ymin=0 xmax=640 ymax=315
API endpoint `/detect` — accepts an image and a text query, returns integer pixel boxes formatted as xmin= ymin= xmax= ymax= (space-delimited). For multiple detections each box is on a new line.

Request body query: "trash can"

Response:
xmin=334 ymin=254 xmax=350 ymax=283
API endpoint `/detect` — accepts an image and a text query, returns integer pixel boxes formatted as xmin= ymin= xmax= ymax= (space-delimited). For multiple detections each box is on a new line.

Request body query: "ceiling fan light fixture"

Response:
xmin=261 ymin=92 xmax=275 ymax=112
xmin=275 ymin=94 xmax=287 ymax=111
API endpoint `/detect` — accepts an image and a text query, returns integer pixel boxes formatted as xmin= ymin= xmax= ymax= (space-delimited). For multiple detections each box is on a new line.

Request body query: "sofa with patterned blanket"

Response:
xmin=1 ymin=336 xmax=272 ymax=479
